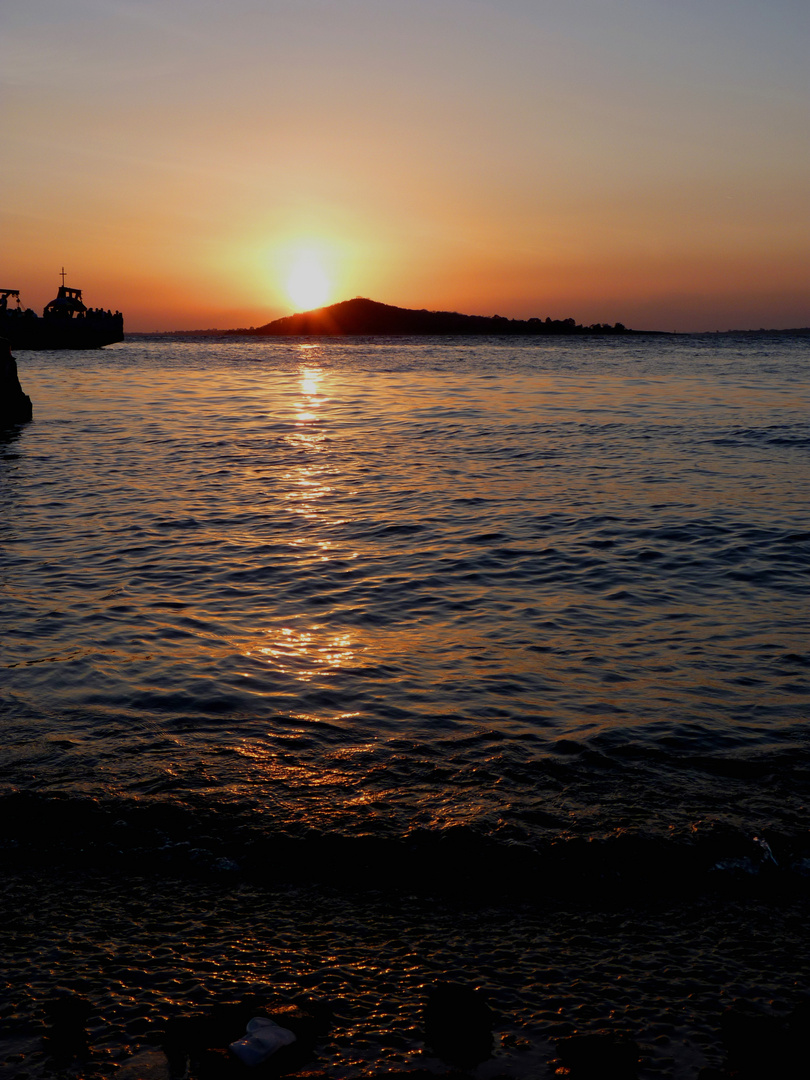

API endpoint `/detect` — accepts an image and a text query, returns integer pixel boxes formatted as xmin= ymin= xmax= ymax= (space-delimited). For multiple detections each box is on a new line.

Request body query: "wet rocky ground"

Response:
xmin=0 ymin=869 xmax=808 ymax=1080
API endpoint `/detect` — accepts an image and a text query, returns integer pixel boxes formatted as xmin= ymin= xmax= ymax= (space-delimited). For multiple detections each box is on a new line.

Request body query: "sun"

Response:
xmin=286 ymin=248 xmax=331 ymax=311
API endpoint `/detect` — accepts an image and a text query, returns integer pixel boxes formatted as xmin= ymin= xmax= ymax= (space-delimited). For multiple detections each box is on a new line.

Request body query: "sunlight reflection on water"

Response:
xmin=1 ymin=336 xmax=808 ymax=845
xmin=248 ymin=625 xmax=359 ymax=680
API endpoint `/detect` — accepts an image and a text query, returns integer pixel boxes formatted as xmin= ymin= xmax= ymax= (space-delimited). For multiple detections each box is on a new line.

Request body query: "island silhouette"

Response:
xmin=241 ymin=297 xmax=634 ymax=336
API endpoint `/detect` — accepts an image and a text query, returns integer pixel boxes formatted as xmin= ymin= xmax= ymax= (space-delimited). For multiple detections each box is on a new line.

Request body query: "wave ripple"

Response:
xmin=1 ymin=336 xmax=808 ymax=881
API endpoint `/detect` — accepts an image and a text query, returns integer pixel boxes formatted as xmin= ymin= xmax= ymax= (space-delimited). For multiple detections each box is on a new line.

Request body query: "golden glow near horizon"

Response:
xmin=2 ymin=1 xmax=808 ymax=331
xmin=285 ymin=248 xmax=332 ymax=311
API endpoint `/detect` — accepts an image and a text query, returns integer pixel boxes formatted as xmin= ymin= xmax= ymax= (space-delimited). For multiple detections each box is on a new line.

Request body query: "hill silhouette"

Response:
xmin=248 ymin=297 xmax=633 ymax=336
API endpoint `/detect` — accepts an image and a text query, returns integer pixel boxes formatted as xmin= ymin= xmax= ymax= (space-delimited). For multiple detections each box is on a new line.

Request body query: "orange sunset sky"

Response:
xmin=2 ymin=0 xmax=808 ymax=332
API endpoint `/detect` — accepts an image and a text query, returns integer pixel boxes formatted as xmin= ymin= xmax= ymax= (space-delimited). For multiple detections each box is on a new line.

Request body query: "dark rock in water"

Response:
xmin=43 ymin=991 xmax=93 ymax=1059
xmin=162 ymin=997 xmax=324 ymax=1077
xmin=555 ymin=1032 xmax=640 ymax=1079
xmin=117 ymin=1048 xmax=173 ymax=1080
xmin=423 ymin=982 xmax=494 ymax=1066
xmin=0 ymin=338 xmax=32 ymax=426
xmin=364 ymin=1073 xmax=467 ymax=1080
xmin=720 ymin=1002 xmax=782 ymax=1068
xmin=265 ymin=1004 xmax=321 ymax=1049
xmin=196 ymin=1046 xmax=241 ymax=1080
xmin=162 ymin=1013 xmax=208 ymax=1072
xmin=788 ymin=997 xmax=810 ymax=1044
xmin=289 ymin=995 xmax=333 ymax=1036
xmin=720 ymin=1000 xmax=805 ymax=1078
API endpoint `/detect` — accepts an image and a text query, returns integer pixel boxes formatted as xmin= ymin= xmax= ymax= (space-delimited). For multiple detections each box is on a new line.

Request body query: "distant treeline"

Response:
xmin=240 ymin=298 xmax=638 ymax=337
xmin=708 ymin=327 xmax=810 ymax=336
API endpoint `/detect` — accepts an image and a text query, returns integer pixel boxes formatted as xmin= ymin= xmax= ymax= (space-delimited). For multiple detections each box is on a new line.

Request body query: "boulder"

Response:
xmin=196 ymin=1047 xmax=241 ymax=1080
xmin=423 ymin=982 xmax=494 ymax=1067
xmin=555 ymin=1032 xmax=640 ymax=1079
xmin=117 ymin=1048 xmax=172 ymax=1080
xmin=720 ymin=1000 xmax=805 ymax=1078
xmin=161 ymin=997 xmax=326 ymax=1076
xmin=265 ymin=1003 xmax=324 ymax=1049
xmin=43 ymin=991 xmax=93 ymax=1059
xmin=0 ymin=338 xmax=32 ymax=426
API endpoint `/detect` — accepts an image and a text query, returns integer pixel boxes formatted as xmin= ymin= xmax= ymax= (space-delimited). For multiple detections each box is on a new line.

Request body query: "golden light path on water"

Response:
xmin=243 ymin=353 xmax=362 ymax=691
xmin=230 ymin=352 xmax=484 ymax=815
xmin=5 ymin=338 xmax=807 ymax=843
xmin=206 ymin=346 xmax=785 ymax=769
xmin=229 ymin=353 xmax=551 ymax=823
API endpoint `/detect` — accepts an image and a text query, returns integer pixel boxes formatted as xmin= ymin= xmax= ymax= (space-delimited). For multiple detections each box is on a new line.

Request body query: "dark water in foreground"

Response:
xmin=1 ymin=335 xmax=808 ymax=1077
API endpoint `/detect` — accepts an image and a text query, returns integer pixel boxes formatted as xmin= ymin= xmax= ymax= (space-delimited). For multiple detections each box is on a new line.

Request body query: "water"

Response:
xmin=1 ymin=334 xmax=809 ymax=1077
xmin=2 ymin=334 xmax=809 ymax=872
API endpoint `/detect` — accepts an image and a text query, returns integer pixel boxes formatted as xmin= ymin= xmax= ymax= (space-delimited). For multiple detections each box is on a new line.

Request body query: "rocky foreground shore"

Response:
xmin=1 ymin=866 xmax=808 ymax=1080
xmin=37 ymin=982 xmax=809 ymax=1080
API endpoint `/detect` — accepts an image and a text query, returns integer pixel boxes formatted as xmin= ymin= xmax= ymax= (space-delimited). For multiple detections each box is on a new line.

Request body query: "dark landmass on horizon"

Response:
xmin=240 ymin=297 xmax=640 ymax=336
xmin=127 ymin=300 xmax=810 ymax=337
xmin=708 ymin=326 xmax=810 ymax=336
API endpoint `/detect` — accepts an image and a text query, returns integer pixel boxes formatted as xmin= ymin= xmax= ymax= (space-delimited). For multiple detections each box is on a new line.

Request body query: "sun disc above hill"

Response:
xmin=286 ymin=249 xmax=331 ymax=311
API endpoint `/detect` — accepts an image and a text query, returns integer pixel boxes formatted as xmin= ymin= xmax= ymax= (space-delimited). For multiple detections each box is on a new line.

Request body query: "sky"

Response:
xmin=2 ymin=0 xmax=808 ymax=331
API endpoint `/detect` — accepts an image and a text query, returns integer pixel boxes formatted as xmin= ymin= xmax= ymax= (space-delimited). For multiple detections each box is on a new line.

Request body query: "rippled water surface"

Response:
xmin=2 ymin=335 xmax=809 ymax=867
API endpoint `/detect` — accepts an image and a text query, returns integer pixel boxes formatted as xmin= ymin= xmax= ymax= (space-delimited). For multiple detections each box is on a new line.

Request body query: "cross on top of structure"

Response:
xmin=60 ymin=267 xmax=67 ymax=287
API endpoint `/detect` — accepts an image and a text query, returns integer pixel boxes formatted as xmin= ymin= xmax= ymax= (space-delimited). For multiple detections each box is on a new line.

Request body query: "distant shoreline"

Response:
xmin=242 ymin=297 xmax=638 ymax=337
xmin=126 ymin=298 xmax=810 ymax=338
xmin=128 ymin=327 xmax=810 ymax=339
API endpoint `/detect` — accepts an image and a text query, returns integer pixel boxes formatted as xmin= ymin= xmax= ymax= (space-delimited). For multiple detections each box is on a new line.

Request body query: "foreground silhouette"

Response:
xmin=0 ymin=339 xmax=32 ymax=426
xmin=0 ymin=275 xmax=123 ymax=350
xmin=247 ymin=297 xmax=634 ymax=336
